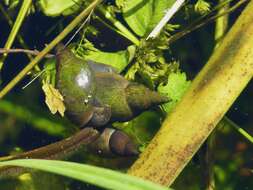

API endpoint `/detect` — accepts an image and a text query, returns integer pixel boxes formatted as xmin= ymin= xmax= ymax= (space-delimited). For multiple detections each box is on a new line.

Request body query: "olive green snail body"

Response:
xmin=56 ymin=44 xmax=169 ymax=156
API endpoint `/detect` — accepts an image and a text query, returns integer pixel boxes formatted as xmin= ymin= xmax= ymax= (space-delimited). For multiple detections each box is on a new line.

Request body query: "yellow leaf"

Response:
xmin=42 ymin=83 xmax=66 ymax=117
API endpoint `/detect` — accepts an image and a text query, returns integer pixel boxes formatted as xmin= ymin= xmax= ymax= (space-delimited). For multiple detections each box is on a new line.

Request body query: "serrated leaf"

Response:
xmin=122 ymin=0 xmax=176 ymax=36
xmin=158 ymin=72 xmax=191 ymax=113
xmin=42 ymin=83 xmax=65 ymax=117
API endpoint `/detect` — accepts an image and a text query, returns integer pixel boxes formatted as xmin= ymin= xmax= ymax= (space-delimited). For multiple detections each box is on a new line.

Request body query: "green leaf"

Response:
xmin=158 ymin=72 xmax=191 ymax=113
xmin=38 ymin=0 xmax=82 ymax=17
xmin=0 ymin=159 xmax=171 ymax=190
xmin=122 ymin=0 xmax=176 ymax=36
xmin=85 ymin=46 xmax=136 ymax=72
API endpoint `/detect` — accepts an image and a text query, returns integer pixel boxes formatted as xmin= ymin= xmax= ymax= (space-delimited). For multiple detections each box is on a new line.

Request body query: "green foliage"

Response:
xmin=121 ymin=0 xmax=176 ymax=36
xmin=0 ymin=0 xmax=252 ymax=189
xmin=4 ymin=0 xmax=20 ymax=9
xmin=158 ymin=72 xmax=191 ymax=113
xmin=0 ymin=159 xmax=171 ymax=190
xmin=37 ymin=0 xmax=83 ymax=17
xmin=194 ymin=0 xmax=211 ymax=15
xmin=75 ymin=40 xmax=136 ymax=72
xmin=125 ymin=35 xmax=180 ymax=89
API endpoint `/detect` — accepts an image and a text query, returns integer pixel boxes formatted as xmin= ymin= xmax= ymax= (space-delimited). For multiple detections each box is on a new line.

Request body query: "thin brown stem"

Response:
xmin=0 ymin=127 xmax=99 ymax=178
xmin=0 ymin=48 xmax=55 ymax=58
xmin=169 ymin=0 xmax=249 ymax=44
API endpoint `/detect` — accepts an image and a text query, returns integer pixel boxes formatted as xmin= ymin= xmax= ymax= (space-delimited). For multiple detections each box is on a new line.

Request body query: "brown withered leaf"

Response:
xmin=42 ymin=83 xmax=65 ymax=117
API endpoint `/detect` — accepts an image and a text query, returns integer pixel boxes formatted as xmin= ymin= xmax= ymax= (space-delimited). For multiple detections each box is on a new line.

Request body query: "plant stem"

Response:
xmin=0 ymin=0 xmax=32 ymax=70
xmin=128 ymin=0 xmax=253 ymax=186
xmin=95 ymin=15 xmax=129 ymax=40
xmin=98 ymin=6 xmax=140 ymax=45
xmin=0 ymin=48 xmax=54 ymax=58
xmin=202 ymin=3 xmax=229 ymax=189
xmin=0 ymin=3 xmax=33 ymax=61
xmin=169 ymin=0 xmax=248 ymax=44
xmin=0 ymin=0 xmax=103 ymax=99
xmin=223 ymin=117 xmax=253 ymax=144
xmin=214 ymin=2 xmax=229 ymax=47
xmin=204 ymin=131 xmax=216 ymax=190
xmin=0 ymin=128 xmax=99 ymax=178
xmin=146 ymin=0 xmax=185 ymax=39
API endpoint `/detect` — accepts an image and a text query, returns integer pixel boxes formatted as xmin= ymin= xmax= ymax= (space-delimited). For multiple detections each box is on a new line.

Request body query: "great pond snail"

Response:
xmin=56 ymin=44 xmax=169 ymax=156
xmin=0 ymin=44 xmax=169 ymax=179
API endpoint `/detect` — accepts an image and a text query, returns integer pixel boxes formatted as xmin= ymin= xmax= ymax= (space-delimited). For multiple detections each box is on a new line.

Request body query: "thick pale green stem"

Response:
xmin=0 ymin=0 xmax=102 ymax=99
xmin=128 ymin=0 xmax=253 ymax=186
xmin=203 ymin=3 xmax=229 ymax=190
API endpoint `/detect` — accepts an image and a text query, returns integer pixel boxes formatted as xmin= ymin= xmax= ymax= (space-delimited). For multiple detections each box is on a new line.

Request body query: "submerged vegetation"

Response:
xmin=0 ymin=0 xmax=252 ymax=189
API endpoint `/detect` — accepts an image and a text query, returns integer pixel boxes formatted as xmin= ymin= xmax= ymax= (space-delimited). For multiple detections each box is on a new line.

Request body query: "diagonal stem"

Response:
xmin=128 ymin=0 xmax=253 ymax=186
xmin=0 ymin=0 xmax=103 ymax=99
xmin=0 ymin=127 xmax=99 ymax=178
xmin=0 ymin=0 xmax=32 ymax=70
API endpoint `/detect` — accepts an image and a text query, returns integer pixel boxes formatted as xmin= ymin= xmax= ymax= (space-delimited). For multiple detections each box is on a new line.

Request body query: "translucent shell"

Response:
xmin=56 ymin=46 xmax=97 ymax=127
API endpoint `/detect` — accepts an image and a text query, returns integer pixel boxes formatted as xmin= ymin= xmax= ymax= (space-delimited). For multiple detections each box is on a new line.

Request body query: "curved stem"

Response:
xmin=0 ymin=128 xmax=99 ymax=178
xmin=0 ymin=48 xmax=54 ymax=58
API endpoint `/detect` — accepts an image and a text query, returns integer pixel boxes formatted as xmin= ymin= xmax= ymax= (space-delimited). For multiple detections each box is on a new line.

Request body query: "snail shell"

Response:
xmin=56 ymin=45 xmax=115 ymax=128
xmin=88 ymin=128 xmax=139 ymax=157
